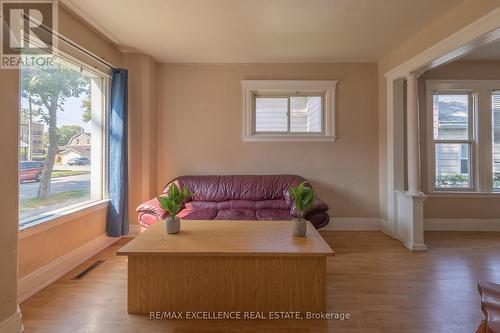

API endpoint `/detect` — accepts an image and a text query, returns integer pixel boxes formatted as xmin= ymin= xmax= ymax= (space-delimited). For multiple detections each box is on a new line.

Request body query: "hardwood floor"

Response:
xmin=20 ymin=231 xmax=500 ymax=333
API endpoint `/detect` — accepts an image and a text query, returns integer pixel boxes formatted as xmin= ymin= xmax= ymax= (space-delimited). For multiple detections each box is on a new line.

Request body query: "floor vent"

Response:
xmin=72 ymin=260 xmax=105 ymax=280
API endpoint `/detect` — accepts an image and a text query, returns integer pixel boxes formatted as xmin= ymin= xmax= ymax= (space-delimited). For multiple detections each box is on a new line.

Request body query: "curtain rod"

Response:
xmin=24 ymin=15 xmax=116 ymax=69
xmin=53 ymin=29 xmax=115 ymax=69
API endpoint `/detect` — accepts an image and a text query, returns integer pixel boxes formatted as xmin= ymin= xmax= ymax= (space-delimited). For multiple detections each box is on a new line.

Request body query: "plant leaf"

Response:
xmin=288 ymin=182 xmax=315 ymax=216
xmin=302 ymin=189 xmax=315 ymax=210
xmin=156 ymin=184 xmax=193 ymax=217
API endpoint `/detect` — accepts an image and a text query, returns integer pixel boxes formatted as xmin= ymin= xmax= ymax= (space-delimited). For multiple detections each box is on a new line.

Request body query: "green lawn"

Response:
xmin=51 ymin=170 xmax=90 ymax=178
xmin=20 ymin=190 xmax=89 ymax=212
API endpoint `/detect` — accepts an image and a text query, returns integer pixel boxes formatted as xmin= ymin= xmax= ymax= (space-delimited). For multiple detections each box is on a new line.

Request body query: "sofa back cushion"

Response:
xmin=163 ymin=175 xmax=306 ymax=202
xmin=185 ymin=199 xmax=290 ymax=210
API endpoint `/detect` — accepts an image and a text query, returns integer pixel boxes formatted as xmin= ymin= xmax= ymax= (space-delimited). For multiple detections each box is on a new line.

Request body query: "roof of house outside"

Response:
xmin=437 ymin=101 xmax=468 ymax=130
xmin=58 ymin=146 xmax=91 ymax=156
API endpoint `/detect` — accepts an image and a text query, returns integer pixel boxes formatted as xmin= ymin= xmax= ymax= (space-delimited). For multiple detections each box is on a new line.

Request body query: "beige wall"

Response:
xmin=377 ymin=0 xmax=500 ymax=220
xmin=17 ymin=206 xmax=108 ymax=278
xmin=157 ymin=63 xmax=379 ymax=218
xmin=0 ymin=58 xmax=20 ymax=324
xmin=420 ymin=60 xmax=500 ymax=218
xmin=126 ymin=53 xmax=158 ymax=223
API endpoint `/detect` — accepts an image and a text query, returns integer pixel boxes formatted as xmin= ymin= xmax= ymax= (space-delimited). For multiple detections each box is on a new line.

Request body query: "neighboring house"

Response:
xmin=434 ymin=99 xmax=469 ymax=178
xmin=66 ymin=131 xmax=91 ymax=146
xmin=435 ymin=98 xmax=500 ymax=185
xmin=58 ymin=146 xmax=91 ymax=164
xmin=57 ymin=131 xmax=91 ymax=165
xmin=19 ymin=120 xmax=44 ymax=160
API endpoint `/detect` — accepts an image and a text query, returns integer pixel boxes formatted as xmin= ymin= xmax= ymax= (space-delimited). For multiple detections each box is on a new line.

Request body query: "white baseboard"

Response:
xmin=323 ymin=218 xmax=500 ymax=232
xmin=322 ymin=218 xmax=382 ymax=231
xmin=0 ymin=306 xmax=23 ymax=333
xmin=18 ymin=234 xmax=119 ymax=304
xmin=409 ymin=243 xmax=428 ymax=251
xmin=424 ymin=219 xmax=500 ymax=231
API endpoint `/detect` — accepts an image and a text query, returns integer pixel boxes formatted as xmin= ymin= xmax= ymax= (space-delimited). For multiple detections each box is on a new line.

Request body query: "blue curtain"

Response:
xmin=107 ymin=68 xmax=129 ymax=237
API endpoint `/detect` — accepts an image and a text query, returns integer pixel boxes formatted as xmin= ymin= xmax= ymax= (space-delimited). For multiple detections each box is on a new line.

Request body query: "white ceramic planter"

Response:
xmin=165 ymin=217 xmax=180 ymax=234
xmin=292 ymin=219 xmax=307 ymax=237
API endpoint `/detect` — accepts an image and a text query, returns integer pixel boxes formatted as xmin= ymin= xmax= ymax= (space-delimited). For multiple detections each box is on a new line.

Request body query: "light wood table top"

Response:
xmin=117 ymin=220 xmax=334 ymax=257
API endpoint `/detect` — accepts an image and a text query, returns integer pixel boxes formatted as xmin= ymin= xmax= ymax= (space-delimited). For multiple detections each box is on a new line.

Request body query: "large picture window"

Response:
xmin=19 ymin=52 xmax=108 ymax=228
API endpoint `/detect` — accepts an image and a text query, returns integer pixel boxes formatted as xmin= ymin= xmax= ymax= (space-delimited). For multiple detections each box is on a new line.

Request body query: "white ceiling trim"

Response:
xmin=61 ymin=0 xmax=122 ymax=46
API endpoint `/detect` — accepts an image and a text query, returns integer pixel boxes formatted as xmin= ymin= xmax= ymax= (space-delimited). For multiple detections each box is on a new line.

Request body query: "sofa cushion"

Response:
xmin=165 ymin=175 xmax=306 ymax=202
xmin=185 ymin=201 xmax=219 ymax=209
xmin=256 ymin=209 xmax=293 ymax=221
xmin=178 ymin=208 xmax=218 ymax=220
xmin=187 ymin=199 xmax=290 ymax=210
xmin=138 ymin=212 xmax=162 ymax=228
xmin=214 ymin=209 xmax=256 ymax=220
xmin=255 ymin=199 xmax=289 ymax=210
xmin=136 ymin=197 xmax=166 ymax=217
xmin=217 ymin=200 xmax=257 ymax=210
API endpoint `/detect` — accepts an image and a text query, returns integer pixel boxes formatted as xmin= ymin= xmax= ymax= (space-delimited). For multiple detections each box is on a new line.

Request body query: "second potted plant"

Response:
xmin=157 ymin=183 xmax=192 ymax=234
xmin=288 ymin=182 xmax=316 ymax=237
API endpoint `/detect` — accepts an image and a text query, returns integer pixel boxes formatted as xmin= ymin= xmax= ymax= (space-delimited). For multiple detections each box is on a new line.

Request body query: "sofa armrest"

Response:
xmin=291 ymin=197 xmax=329 ymax=217
xmin=136 ymin=198 xmax=167 ymax=219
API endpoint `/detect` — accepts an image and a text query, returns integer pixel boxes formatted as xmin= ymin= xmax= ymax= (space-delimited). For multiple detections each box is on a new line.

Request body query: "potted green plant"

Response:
xmin=288 ymin=182 xmax=315 ymax=237
xmin=157 ymin=183 xmax=192 ymax=234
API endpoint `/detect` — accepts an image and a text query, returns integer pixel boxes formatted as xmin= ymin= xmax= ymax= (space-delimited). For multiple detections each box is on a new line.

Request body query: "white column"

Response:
xmin=406 ymin=73 xmax=421 ymax=194
xmin=398 ymin=73 xmax=427 ymax=251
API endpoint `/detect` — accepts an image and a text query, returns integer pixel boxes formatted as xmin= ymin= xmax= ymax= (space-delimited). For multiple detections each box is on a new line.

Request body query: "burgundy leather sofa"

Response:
xmin=136 ymin=175 xmax=330 ymax=229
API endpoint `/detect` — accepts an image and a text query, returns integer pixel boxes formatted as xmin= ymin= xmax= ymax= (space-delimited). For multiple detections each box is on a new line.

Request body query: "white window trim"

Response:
xmin=426 ymin=80 xmax=500 ymax=195
xmin=18 ymin=199 xmax=110 ymax=236
xmin=241 ymin=80 xmax=337 ymax=142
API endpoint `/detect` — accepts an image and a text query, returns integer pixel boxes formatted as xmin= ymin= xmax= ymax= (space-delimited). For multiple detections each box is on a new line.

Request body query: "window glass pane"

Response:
xmin=19 ymin=54 xmax=105 ymax=226
xmin=433 ymin=94 xmax=469 ymax=140
xmin=435 ymin=143 xmax=471 ymax=189
xmin=493 ymin=92 xmax=500 ymax=189
xmin=290 ymin=96 xmax=322 ymax=133
xmin=255 ymin=97 xmax=288 ymax=132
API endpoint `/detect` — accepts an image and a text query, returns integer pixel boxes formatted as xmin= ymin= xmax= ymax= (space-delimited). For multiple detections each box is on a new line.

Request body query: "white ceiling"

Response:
xmin=62 ymin=0 xmax=465 ymax=63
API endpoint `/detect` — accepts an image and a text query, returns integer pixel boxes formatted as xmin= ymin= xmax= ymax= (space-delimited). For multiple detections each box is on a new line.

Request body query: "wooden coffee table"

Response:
xmin=117 ymin=220 xmax=334 ymax=314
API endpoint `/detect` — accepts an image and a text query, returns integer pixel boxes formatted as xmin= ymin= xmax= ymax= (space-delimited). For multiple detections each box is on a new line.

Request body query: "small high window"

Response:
xmin=242 ymin=80 xmax=337 ymax=142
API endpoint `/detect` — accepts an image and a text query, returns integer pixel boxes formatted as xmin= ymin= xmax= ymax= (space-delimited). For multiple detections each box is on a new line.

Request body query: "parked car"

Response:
xmin=67 ymin=157 xmax=90 ymax=166
xmin=20 ymin=161 xmax=44 ymax=183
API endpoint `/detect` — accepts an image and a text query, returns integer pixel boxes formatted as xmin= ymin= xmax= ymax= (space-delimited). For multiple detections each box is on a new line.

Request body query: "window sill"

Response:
xmin=242 ymin=135 xmax=337 ymax=142
xmin=426 ymin=192 xmax=500 ymax=198
xmin=18 ymin=199 xmax=110 ymax=239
